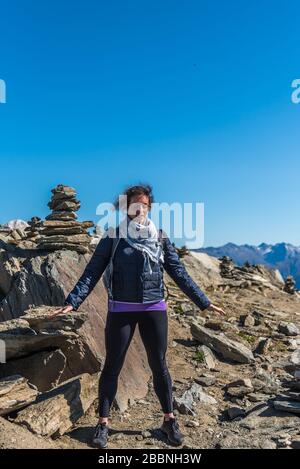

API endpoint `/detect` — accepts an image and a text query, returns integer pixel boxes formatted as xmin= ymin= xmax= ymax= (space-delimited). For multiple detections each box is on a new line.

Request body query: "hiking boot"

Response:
xmin=160 ymin=417 xmax=184 ymax=446
xmin=91 ymin=421 xmax=109 ymax=448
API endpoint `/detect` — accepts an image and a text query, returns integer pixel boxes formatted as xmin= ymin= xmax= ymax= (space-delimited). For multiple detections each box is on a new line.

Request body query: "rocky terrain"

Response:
xmin=0 ymin=190 xmax=300 ymax=449
xmin=194 ymin=241 xmax=300 ymax=289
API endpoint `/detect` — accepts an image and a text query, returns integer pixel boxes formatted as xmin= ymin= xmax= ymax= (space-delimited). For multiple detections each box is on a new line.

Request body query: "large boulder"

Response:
xmin=0 ymin=375 xmax=38 ymax=416
xmin=190 ymin=321 xmax=255 ymax=364
xmin=0 ymin=350 xmax=67 ymax=392
xmin=14 ymin=373 xmax=98 ymax=437
xmin=0 ymin=416 xmax=55 ymax=449
xmin=0 ymin=247 xmax=150 ymax=411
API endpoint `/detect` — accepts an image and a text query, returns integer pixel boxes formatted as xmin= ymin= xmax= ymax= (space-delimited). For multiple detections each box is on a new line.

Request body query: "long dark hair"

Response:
xmin=113 ymin=183 xmax=154 ymax=212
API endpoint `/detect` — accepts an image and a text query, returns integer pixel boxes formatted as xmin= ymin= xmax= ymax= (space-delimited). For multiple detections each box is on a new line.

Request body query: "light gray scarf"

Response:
xmin=119 ymin=214 xmax=164 ymax=274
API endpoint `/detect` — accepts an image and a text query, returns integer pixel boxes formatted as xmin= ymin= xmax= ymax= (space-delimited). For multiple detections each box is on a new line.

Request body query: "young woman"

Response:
xmin=51 ymin=184 xmax=225 ymax=448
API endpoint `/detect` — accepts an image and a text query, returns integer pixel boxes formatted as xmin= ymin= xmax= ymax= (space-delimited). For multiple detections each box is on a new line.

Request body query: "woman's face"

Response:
xmin=127 ymin=194 xmax=150 ymax=224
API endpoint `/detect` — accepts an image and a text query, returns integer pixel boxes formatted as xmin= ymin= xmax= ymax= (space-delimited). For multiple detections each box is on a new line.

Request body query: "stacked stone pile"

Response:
xmin=176 ymin=245 xmax=190 ymax=258
xmin=24 ymin=217 xmax=43 ymax=242
xmin=0 ymin=220 xmax=28 ymax=245
xmin=36 ymin=185 xmax=94 ymax=254
xmin=219 ymin=255 xmax=235 ymax=277
xmin=284 ymin=275 xmax=296 ymax=295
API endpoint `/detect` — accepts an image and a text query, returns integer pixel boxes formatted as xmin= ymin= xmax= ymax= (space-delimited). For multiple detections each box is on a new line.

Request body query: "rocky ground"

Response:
xmin=55 ymin=280 xmax=300 ymax=450
xmin=1 ymin=244 xmax=300 ymax=450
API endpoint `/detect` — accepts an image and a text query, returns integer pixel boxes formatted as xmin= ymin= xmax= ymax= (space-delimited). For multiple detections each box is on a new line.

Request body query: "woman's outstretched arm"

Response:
xmin=50 ymin=228 xmax=113 ymax=318
xmin=62 ymin=228 xmax=114 ymax=311
xmin=161 ymin=230 xmax=225 ymax=315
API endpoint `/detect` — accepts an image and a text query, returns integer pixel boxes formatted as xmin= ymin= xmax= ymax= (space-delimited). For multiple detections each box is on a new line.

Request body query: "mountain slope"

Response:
xmin=193 ymin=242 xmax=300 ymax=288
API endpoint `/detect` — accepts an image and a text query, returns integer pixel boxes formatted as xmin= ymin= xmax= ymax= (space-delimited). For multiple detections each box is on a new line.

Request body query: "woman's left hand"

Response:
xmin=205 ymin=303 xmax=226 ymax=316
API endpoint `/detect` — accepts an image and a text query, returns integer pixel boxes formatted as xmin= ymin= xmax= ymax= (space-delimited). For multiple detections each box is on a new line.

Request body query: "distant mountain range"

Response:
xmin=192 ymin=242 xmax=300 ymax=288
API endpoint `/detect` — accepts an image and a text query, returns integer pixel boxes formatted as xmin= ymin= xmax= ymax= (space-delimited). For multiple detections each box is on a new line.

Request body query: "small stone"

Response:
xmin=291 ymin=349 xmax=300 ymax=366
xmin=185 ymin=420 xmax=200 ymax=428
xmin=272 ymin=434 xmax=292 ymax=448
xmin=254 ymin=337 xmax=273 ymax=355
xmin=226 ymin=386 xmax=253 ymax=398
xmin=278 ymin=322 xmax=299 ymax=337
xmin=196 ymin=345 xmax=216 ymax=370
xmin=145 ymin=440 xmax=155 ymax=445
xmin=194 ymin=376 xmax=216 ymax=387
xmin=287 ymin=339 xmax=298 ymax=351
xmin=113 ymin=434 xmax=123 ymax=440
xmin=174 ymin=383 xmax=217 ymax=415
xmin=227 ymin=406 xmax=245 ymax=420
xmin=240 ymin=314 xmax=255 ymax=327
xmin=247 ymin=393 xmax=267 ymax=402
xmin=205 ymin=321 xmax=223 ymax=331
xmin=227 ymin=378 xmax=253 ymax=389
xmin=260 ymin=440 xmax=277 ymax=449
xmin=291 ymin=437 xmax=300 ymax=449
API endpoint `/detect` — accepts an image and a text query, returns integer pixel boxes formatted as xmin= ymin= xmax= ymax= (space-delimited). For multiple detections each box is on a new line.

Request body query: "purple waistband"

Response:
xmin=108 ymin=299 xmax=167 ymax=312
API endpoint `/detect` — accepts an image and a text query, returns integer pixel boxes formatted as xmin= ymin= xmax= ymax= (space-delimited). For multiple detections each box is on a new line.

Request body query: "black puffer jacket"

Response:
xmin=64 ymin=228 xmax=211 ymax=311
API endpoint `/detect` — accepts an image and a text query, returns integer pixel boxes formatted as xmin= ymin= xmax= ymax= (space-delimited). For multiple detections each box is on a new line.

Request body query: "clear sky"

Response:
xmin=0 ymin=1 xmax=299 ymax=247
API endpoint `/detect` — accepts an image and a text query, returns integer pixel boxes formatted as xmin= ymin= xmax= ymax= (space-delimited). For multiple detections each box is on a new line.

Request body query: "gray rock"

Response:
xmin=0 ymin=375 xmax=38 ymax=416
xmin=273 ymin=400 xmax=300 ymax=415
xmin=278 ymin=322 xmax=299 ymax=337
xmin=227 ymin=378 xmax=253 ymax=388
xmin=247 ymin=393 xmax=268 ymax=402
xmin=291 ymin=349 xmax=300 ymax=366
xmin=240 ymin=314 xmax=256 ymax=327
xmin=227 ymin=406 xmax=246 ymax=420
xmin=291 ymin=437 xmax=300 ymax=449
xmin=194 ymin=376 xmax=216 ymax=387
xmin=191 ymin=322 xmax=255 ymax=364
xmin=196 ymin=345 xmax=216 ymax=370
xmin=285 ymin=380 xmax=300 ymax=391
xmin=0 ymin=349 xmax=67 ymax=392
xmin=254 ymin=337 xmax=273 ymax=355
xmin=0 ymin=307 xmax=107 ymax=396
xmin=14 ymin=373 xmax=98 ymax=437
xmin=174 ymin=382 xmax=217 ymax=415
xmin=278 ymin=392 xmax=300 ymax=402
xmin=0 ymin=416 xmax=55 ymax=449
xmin=226 ymin=386 xmax=254 ymax=398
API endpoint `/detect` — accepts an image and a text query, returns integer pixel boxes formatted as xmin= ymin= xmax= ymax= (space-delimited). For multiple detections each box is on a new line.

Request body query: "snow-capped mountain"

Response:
xmin=192 ymin=242 xmax=300 ymax=288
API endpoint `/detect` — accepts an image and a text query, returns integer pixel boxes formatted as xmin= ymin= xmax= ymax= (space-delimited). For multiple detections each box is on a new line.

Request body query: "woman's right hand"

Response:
xmin=205 ymin=303 xmax=226 ymax=316
xmin=49 ymin=304 xmax=74 ymax=319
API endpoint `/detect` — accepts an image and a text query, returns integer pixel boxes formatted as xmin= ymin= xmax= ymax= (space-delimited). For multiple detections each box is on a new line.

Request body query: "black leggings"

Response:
xmin=98 ymin=309 xmax=173 ymax=417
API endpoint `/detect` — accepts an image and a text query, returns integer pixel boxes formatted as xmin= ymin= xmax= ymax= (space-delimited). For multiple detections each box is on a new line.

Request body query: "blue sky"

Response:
xmin=0 ymin=1 xmax=299 ymax=247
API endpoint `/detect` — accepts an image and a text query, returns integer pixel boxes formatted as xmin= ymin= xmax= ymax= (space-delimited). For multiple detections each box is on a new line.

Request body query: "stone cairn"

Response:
xmin=176 ymin=245 xmax=189 ymax=258
xmin=24 ymin=216 xmax=43 ymax=242
xmin=240 ymin=260 xmax=260 ymax=274
xmin=0 ymin=224 xmax=27 ymax=245
xmin=219 ymin=255 xmax=235 ymax=278
xmin=0 ymin=225 xmax=12 ymax=242
xmin=284 ymin=275 xmax=296 ymax=295
xmin=36 ymin=185 xmax=94 ymax=254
